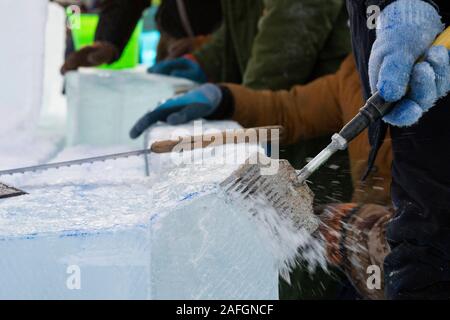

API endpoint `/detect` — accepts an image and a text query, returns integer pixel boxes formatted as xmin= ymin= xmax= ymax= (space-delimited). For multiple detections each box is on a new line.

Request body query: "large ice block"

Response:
xmin=65 ymin=70 xmax=195 ymax=147
xmin=151 ymin=193 xmax=278 ymax=299
xmin=0 ymin=0 xmax=47 ymax=135
xmin=0 ymin=129 xmax=283 ymax=300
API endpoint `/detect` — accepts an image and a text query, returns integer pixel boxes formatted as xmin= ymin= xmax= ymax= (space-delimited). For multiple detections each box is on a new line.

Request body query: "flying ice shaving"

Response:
xmin=224 ymin=190 xmax=327 ymax=284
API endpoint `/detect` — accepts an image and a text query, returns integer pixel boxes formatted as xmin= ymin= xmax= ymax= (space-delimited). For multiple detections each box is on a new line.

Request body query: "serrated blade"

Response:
xmin=0 ymin=149 xmax=152 ymax=177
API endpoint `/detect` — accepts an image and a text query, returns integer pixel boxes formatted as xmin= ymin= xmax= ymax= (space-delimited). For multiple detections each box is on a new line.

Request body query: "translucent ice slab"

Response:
xmin=0 ymin=132 xmax=282 ymax=300
xmin=65 ymin=70 xmax=195 ymax=147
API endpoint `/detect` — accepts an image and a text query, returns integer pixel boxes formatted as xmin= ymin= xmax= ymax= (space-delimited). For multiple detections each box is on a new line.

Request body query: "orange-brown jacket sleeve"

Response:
xmin=222 ymin=55 xmax=358 ymax=145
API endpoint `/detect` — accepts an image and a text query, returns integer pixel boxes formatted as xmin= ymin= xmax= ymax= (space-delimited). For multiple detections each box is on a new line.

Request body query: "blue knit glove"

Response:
xmin=130 ymin=84 xmax=222 ymax=139
xmin=148 ymin=57 xmax=207 ymax=83
xmin=369 ymin=0 xmax=448 ymax=127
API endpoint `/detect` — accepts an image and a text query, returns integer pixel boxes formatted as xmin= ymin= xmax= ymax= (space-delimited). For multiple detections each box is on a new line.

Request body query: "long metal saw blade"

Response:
xmin=0 ymin=149 xmax=152 ymax=177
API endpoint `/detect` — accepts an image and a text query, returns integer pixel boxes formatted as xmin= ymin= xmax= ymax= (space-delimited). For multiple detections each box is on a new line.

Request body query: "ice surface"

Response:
xmin=0 ymin=122 xmax=291 ymax=299
xmin=0 ymin=0 xmax=47 ymax=136
xmin=65 ymin=70 xmax=196 ymax=147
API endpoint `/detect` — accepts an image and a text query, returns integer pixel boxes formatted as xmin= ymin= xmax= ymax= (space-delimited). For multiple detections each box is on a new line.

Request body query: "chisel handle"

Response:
xmin=339 ymin=27 xmax=450 ymax=144
xmin=297 ymin=27 xmax=450 ymax=184
xmin=150 ymin=126 xmax=285 ymax=154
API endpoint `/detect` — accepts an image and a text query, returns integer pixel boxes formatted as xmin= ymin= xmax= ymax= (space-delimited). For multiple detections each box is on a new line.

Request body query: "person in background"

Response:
xmin=155 ymin=0 xmax=222 ymax=62
xmin=60 ymin=0 xmax=223 ymax=72
xmin=345 ymin=0 xmax=450 ymax=299
xmin=52 ymin=0 xmax=105 ymax=61
xmin=150 ymin=0 xmax=351 ymax=90
xmin=61 ymin=0 xmax=151 ymax=74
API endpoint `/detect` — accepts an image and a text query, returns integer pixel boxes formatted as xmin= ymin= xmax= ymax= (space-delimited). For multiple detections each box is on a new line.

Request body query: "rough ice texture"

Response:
xmin=0 ymin=121 xmax=327 ymax=299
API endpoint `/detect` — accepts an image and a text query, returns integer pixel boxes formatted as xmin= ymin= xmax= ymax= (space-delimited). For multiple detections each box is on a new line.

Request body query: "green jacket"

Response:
xmin=193 ymin=0 xmax=264 ymax=84
xmin=193 ymin=0 xmax=351 ymax=90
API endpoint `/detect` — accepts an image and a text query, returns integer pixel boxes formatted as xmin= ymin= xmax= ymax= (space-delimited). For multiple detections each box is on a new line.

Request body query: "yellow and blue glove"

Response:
xmin=130 ymin=84 xmax=222 ymax=139
xmin=369 ymin=0 xmax=450 ymax=127
xmin=148 ymin=56 xmax=207 ymax=83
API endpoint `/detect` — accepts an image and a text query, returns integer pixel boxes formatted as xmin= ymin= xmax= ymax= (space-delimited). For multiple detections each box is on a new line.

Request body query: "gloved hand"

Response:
xmin=129 ymin=84 xmax=222 ymax=139
xmin=369 ymin=0 xmax=449 ymax=127
xmin=317 ymin=203 xmax=393 ymax=300
xmin=148 ymin=56 xmax=207 ymax=83
xmin=61 ymin=42 xmax=119 ymax=74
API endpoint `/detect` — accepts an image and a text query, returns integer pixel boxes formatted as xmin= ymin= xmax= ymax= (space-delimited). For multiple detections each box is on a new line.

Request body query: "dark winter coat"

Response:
xmin=95 ymin=0 xmax=150 ymax=55
xmin=346 ymin=0 xmax=450 ymax=299
xmin=193 ymin=0 xmax=351 ymax=90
